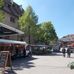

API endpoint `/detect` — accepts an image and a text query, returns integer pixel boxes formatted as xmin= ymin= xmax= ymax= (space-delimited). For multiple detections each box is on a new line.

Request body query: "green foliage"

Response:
xmin=19 ymin=6 xmax=38 ymax=30
xmin=18 ymin=6 xmax=38 ymax=43
xmin=0 ymin=0 xmax=4 ymax=22
xmin=37 ymin=22 xmax=58 ymax=45
xmin=0 ymin=0 xmax=4 ymax=9
xmin=68 ymin=62 xmax=74 ymax=69
xmin=0 ymin=10 xmax=5 ymax=22
xmin=18 ymin=5 xmax=58 ymax=44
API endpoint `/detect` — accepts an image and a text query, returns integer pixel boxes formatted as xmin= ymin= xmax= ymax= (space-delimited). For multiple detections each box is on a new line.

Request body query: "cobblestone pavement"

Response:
xmin=12 ymin=53 xmax=74 ymax=74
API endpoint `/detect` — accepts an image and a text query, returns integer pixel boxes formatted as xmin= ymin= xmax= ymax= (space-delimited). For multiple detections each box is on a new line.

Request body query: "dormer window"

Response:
xmin=10 ymin=17 xmax=15 ymax=23
xmin=20 ymin=5 xmax=23 ymax=11
xmin=8 ymin=4 xmax=11 ymax=8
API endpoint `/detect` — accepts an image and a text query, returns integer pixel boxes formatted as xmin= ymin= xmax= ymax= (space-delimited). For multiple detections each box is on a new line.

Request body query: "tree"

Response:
xmin=37 ymin=22 xmax=58 ymax=45
xmin=0 ymin=0 xmax=5 ymax=22
xmin=18 ymin=6 xmax=38 ymax=44
xmin=0 ymin=0 xmax=4 ymax=8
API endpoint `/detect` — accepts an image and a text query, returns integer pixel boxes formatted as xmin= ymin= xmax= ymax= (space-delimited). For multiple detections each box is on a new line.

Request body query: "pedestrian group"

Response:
xmin=62 ymin=46 xmax=71 ymax=58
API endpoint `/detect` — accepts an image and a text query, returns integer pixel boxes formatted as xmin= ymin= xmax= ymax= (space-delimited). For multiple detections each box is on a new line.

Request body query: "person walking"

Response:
xmin=67 ymin=46 xmax=71 ymax=58
xmin=62 ymin=47 xmax=66 ymax=57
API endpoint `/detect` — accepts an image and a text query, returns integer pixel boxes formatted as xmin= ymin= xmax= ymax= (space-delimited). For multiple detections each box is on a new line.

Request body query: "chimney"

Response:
xmin=20 ymin=5 xmax=23 ymax=11
xmin=10 ymin=0 xmax=13 ymax=4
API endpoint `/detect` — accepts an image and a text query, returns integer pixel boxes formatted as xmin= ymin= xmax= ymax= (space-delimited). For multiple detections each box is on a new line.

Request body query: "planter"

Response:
xmin=68 ymin=62 xmax=74 ymax=69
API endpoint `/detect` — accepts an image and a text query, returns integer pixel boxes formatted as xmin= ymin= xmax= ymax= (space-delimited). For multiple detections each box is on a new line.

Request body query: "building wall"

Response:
xmin=0 ymin=0 xmax=24 ymax=41
xmin=3 ymin=12 xmax=19 ymax=29
xmin=1 ymin=12 xmax=19 ymax=40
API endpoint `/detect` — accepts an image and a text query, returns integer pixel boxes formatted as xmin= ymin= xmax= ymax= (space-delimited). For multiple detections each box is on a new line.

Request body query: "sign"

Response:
xmin=0 ymin=51 xmax=12 ymax=74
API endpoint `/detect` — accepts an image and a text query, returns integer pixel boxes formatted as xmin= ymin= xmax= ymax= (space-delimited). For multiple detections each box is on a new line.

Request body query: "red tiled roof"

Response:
xmin=60 ymin=34 xmax=74 ymax=42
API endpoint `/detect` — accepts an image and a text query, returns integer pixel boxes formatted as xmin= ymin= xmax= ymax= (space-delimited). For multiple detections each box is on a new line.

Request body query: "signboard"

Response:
xmin=0 ymin=51 xmax=12 ymax=74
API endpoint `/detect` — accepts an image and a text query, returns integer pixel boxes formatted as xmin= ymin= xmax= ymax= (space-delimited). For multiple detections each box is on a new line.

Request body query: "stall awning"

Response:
xmin=0 ymin=39 xmax=27 ymax=45
xmin=0 ymin=22 xmax=24 ymax=36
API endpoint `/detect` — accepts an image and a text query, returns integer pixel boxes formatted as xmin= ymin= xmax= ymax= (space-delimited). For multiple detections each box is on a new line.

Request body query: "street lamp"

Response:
xmin=28 ymin=25 xmax=31 ymax=44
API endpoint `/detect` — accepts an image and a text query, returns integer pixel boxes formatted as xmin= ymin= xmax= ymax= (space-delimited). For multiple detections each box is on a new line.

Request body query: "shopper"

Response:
xmin=62 ymin=47 xmax=66 ymax=57
xmin=67 ymin=46 xmax=71 ymax=58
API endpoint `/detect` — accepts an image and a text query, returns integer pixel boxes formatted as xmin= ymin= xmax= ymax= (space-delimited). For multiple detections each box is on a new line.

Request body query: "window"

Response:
xmin=10 ymin=17 xmax=15 ymax=23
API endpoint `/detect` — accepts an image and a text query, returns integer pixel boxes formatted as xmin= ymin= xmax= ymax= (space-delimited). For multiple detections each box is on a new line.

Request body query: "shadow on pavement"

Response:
xmin=35 ymin=52 xmax=63 ymax=56
xmin=69 ymin=56 xmax=74 ymax=59
xmin=12 ymin=56 xmax=38 ymax=70
xmin=49 ymin=52 xmax=63 ymax=56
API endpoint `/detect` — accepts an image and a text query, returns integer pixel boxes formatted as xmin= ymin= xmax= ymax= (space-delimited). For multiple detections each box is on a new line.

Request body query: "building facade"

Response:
xmin=1 ymin=0 xmax=24 ymax=40
xmin=60 ymin=34 xmax=74 ymax=47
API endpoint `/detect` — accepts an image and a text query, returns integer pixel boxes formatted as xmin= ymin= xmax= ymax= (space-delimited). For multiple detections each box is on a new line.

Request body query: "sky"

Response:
xmin=14 ymin=0 xmax=74 ymax=38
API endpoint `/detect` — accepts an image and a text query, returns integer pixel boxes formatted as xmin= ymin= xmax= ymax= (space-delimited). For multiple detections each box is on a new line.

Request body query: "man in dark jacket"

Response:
xmin=62 ymin=47 xmax=66 ymax=57
xmin=67 ymin=47 xmax=71 ymax=58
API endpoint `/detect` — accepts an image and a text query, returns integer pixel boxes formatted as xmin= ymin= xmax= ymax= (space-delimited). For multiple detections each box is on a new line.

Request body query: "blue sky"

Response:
xmin=14 ymin=0 xmax=74 ymax=38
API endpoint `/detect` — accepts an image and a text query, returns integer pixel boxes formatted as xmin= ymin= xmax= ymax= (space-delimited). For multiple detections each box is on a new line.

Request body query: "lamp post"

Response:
xmin=28 ymin=25 xmax=31 ymax=44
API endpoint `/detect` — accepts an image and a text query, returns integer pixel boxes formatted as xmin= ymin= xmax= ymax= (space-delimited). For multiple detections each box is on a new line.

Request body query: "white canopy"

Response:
xmin=0 ymin=22 xmax=24 ymax=36
xmin=0 ymin=39 xmax=27 ymax=45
